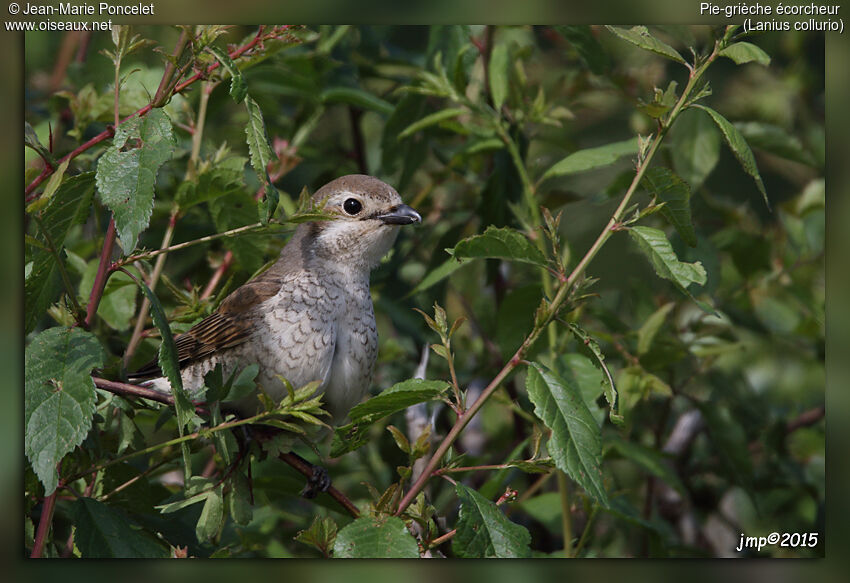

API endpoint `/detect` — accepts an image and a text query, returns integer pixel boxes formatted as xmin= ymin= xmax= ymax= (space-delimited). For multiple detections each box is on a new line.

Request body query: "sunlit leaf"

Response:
xmin=606 ymin=26 xmax=685 ymax=64
xmin=541 ymin=138 xmax=638 ymax=182
xmin=333 ymin=516 xmax=419 ymax=558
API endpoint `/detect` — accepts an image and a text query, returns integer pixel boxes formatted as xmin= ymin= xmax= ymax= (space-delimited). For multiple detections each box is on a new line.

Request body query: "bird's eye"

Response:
xmin=343 ymin=198 xmax=362 ymax=215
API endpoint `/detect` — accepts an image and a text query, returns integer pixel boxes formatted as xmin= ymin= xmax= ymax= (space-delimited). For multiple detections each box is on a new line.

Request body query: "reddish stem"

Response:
xmin=85 ymin=217 xmax=117 ymax=328
xmin=30 ymin=490 xmax=58 ymax=558
xmin=25 ymin=26 xmax=286 ymax=200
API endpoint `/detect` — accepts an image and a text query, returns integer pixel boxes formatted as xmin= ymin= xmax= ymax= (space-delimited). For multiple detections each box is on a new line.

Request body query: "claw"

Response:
xmin=301 ymin=464 xmax=331 ymax=499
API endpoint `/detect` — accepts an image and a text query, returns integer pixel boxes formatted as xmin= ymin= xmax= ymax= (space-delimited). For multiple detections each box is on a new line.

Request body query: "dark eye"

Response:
xmin=343 ymin=198 xmax=362 ymax=215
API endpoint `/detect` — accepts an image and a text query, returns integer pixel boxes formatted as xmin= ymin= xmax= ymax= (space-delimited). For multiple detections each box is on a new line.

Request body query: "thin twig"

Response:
xmin=25 ymin=26 xmax=288 ymax=199
xmin=395 ymin=40 xmax=724 ymax=517
xmin=277 ymin=452 xmax=360 ymax=518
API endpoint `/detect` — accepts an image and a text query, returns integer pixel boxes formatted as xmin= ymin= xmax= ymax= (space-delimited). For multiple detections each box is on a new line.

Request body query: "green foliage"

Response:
xmin=24 ymin=25 xmax=822 ymax=559
xmin=526 ymin=363 xmax=609 ymax=505
xmin=333 ymin=517 xmax=419 ymax=558
xmin=25 ymin=327 xmax=104 ymax=494
xmin=453 ymin=483 xmax=531 ymax=558
xmin=96 ymin=108 xmax=177 ymax=252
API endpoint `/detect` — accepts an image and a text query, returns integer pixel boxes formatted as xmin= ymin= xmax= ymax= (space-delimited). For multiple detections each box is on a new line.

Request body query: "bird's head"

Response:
xmin=307 ymin=175 xmax=421 ymax=270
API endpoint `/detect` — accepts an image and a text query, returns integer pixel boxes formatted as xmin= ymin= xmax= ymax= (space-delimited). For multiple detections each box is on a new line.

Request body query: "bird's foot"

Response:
xmin=301 ymin=464 xmax=331 ymax=499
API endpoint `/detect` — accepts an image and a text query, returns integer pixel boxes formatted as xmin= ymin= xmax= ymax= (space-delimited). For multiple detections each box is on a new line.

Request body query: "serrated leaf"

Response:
xmin=207 ymin=45 xmax=247 ymax=103
xmin=672 ymin=108 xmax=721 ymax=190
xmin=642 ymin=167 xmax=697 ymax=247
xmin=628 ymin=226 xmax=706 ymax=291
xmin=320 ymin=87 xmax=393 ymax=115
xmin=25 ymin=327 xmax=104 ymax=494
xmin=692 ymin=105 xmax=768 ymax=208
xmin=244 ymin=95 xmax=278 ymax=224
xmin=566 ymin=324 xmax=620 ymax=425
xmin=606 ymin=26 xmax=685 ymax=64
xmin=735 ymin=121 xmax=818 ymax=167
xmin=96 ymin=108 xmax=176 ymax=252
xmin=489 ymin=43 xmax=509 ymax=111
xmin=195 ymin=485 xmax=224 ymax=542
xmin=555 ymin=26 xmax=610 ymax=74
xmin=73 ymin=498 xmax=168 ymax=558
xmin=295 ymin=515 xmax=338 ymax=557
xmin=608 ymin=437 xmax=686 ymax=496
xmin=398 ymin=107 xmax=467 ymax=139
xmin=636 ymin=302 xmax=675 ymax=355
xmin=453 ymin=483 xmax=532 ymax=558
xmin=449 ymin=226 xmax=548 ymax=268
xmin=541 ymin=138 xmax=638 ymax=182
xmin=331 ymin=379 xmax=450 ymax=456
xmin=25 ymin=173 xmax=95 ymax=334
xmin=525 ymin=363 xmax=609 ymax=505
xmin=718 ymin=42 xmax=771 ymax=66
xmin=332 ymin=516 xmax=419 ymax=558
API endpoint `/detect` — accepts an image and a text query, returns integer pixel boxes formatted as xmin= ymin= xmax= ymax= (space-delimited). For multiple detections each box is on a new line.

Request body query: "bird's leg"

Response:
xmin=290 ymin=451 xmax=332 ymax=498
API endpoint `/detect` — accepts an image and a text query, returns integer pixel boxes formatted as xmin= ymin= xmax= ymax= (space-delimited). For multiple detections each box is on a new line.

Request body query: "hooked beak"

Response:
xmin=377 ymin=204 xmax=422 ymax=226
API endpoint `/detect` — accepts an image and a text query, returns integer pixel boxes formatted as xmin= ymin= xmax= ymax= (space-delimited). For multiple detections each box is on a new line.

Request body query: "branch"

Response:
xmin=84 ymin=217 xmax=116 ymax=328
xmin=277 ymin=452 xmax=360 ymax=518
xmin=30 ymin=488 xmax=58 ymax=558
xmin=395 ymin=41 xmax=724 ymax=516
xmin=25 ymin=26 xmax=290 ymax=199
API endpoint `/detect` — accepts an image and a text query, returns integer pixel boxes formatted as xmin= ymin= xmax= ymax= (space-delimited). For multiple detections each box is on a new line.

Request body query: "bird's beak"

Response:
xmin=377 ymin=204 xmax=422 ymax=225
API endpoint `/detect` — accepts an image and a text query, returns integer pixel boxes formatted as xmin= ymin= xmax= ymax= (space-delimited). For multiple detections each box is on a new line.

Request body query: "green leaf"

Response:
xmin=554 ymin=26 xmax=609 ymax=74
xmin=489 ymin=42 xmax=509 ymax=111
xmin=73 ymin=498 xmax=168 ymax=558
xmin=453 ymin=483 xmax=532 ymax=558
xmin=449 ymin=226 xmax=548 ymax=268
xmin=96 ymin=108 xmax=177 ymax=252
xmin=25 ymin=121 xmax=58 ymax=168
xmin=606 ymin=26 xmax=685 ymax=64
xmin=196 ymin=485 xmax=224 ymax=542
xmin=398 ymin=107 xmax=467 ymax=139
xmin=636 ymin=302 xmax=675 ymax=355
xmin=541 ymin=138 xmax=638 ymax=182
xmin=207 ymin=45 xmax=247 ymax=103
xmin=641 ymin=167 xmax=697 ymax=247
xmin=718 ymin=42 xmax=771 ymax=66
xmin=320 ymin=87 xmax=393 ymax=116
xmin=331 ymin=379 xmax=450 ymax=456
xmin=25 ymin=327 xmax=104 ymax=494
xmin=697 ymin=403 xmax=753 ymax=490
xmin=332 ymin=516 xmax=419 ymax=558
xmin=735 ymin=121 xmax=818 ymax=167
xmin=295 ymin=515 xmax=338 ymax=557
xmin=244 ymin=95 xmax=278 ymax=224
xmin=133 ymin=276 xmax=198 ymax=482
xmin=671 ymin=108 xmax=721 ymax=190
xmin=27 ymin=159 xmax=69 ymax=213
xmin=408 ymin=257 xmax=468 ymax=296
xmin=608 ymin=438 xmax=686 ymax=496
xmin=628 ymin=226 xmax=706 ymax=291
xmin=79 ymin=264 xmax=138 ymax=331
xmin=692 ymin=105 xmax=768 ymax=208
xmin=565 ymin=324 xmax=621 ymax=425
xmin=25 ymin=173 xmax=95 ymax=334
xmin=525 ymin=362 xmax=608 ymax=505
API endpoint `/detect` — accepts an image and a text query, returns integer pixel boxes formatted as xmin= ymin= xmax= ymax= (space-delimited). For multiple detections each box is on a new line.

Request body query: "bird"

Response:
xmin=130 ymin=174 xmax=421 ymax=427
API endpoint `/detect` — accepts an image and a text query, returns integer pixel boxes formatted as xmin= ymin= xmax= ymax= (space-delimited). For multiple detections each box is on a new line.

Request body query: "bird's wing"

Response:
xmin=129 ymin=277 xmax=283 ymax=379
